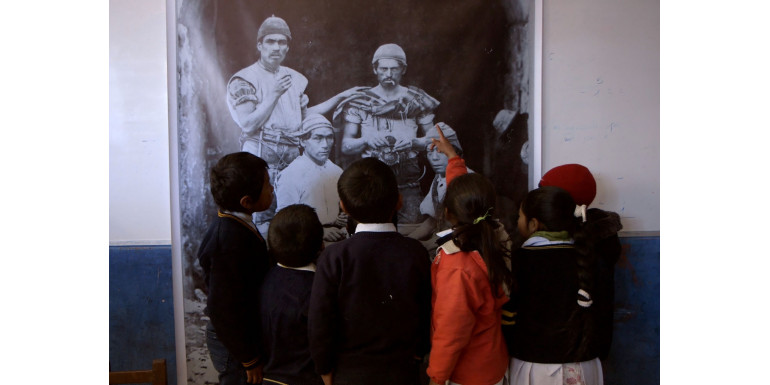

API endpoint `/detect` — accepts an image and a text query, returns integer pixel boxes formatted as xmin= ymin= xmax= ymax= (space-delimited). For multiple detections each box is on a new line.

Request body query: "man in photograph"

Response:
xmin=225 ymin=15 xmax=363 ymax=232
xmin=337 ymin=43 xmax=440 ymax=224
xmin=274 ymin=114 xmax=347 ymax=243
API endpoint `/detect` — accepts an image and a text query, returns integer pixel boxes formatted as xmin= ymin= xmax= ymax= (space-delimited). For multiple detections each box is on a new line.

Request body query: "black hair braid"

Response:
xmin=567 ymin=215 xmax=599 ymax=359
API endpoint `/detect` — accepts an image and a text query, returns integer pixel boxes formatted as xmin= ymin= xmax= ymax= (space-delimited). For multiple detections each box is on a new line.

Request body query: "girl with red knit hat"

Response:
xmin=508 ymin=185 xmax=605 ymax=385
xmin=538 ymin=164 xmax=623 ymax=364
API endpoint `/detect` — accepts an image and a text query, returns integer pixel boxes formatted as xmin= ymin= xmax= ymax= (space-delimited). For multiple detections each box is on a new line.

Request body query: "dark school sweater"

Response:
xmin=259 ymin=265 xmax=324 ymax=385
xmin=308 ymin=231 xmax=432 ymax=379
xmin=198 ymin=212 xmax=271 ymax=365
xmin=509 ymin=244 xmax=603 ymax=364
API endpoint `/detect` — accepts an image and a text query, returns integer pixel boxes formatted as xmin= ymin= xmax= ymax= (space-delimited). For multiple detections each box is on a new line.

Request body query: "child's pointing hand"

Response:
xmin=429 ymin=123 xmax=459 ymax=159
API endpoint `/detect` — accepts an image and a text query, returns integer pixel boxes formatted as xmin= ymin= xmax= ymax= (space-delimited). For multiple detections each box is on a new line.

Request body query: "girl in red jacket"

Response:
xmin=426 ymin=168 xmax=513 ymax=385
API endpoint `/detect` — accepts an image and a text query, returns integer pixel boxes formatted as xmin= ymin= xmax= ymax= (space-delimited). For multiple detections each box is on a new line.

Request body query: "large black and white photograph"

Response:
xmin=173 ymin=0 xmax=539 ymax=382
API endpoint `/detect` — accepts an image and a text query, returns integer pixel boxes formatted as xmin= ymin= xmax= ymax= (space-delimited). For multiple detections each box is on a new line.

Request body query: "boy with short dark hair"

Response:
xmin=308 ymin=157 xmax=432 ymax=385
xmin=198 ymin=152 xmax=274 ymax=385
xmin=259 ymin=204 xmax=325 ymax=385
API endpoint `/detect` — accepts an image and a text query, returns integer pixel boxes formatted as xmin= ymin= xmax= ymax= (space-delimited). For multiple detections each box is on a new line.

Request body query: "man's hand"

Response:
xmin=323 ymin=227 xmax=347 ymax=242
xmin=334 ymin=212 xmax=349 ymax=228
xmin=338 ymin=86 xmax=370 ymax=100
xmin=245 ymin=364 xmax=263 ymax=384
xmin=409 ymin=136 xmax=430 ymax=152
xmin=365 ymin=133 xmax=391 ymax=149
xmin=270 ymin=74 xmax=292 ymax=97
xmin=429 ymin=123 xmax=458 ymax=159
xmin=321 ymin=372 xmax=333 ymax=385
xmin=392 ymin=137 xmax=413 ymax=152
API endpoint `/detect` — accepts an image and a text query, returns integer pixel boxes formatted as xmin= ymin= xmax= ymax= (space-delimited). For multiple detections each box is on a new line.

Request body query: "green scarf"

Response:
xmin=530 ymin=230 xmax=571 ymax=242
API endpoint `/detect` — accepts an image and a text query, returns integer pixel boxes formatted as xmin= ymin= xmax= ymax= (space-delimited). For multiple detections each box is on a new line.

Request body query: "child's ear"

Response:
xmin=239 ymin=195 xmax=264 ymax=213
xmin=527 ymin=217 xmax=540 ymax=234
xmin=444 ymin=207 xmax=456 ymax=224
xmin=396 ymin=193 xmax=403 ymax=211
xmin=339 ymin=200 xmax=349 ymax=214
xmin=239 ymin=195 xmax=253 ymax=211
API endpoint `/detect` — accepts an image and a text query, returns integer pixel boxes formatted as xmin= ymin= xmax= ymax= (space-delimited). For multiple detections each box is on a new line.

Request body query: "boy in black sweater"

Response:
xmin=259 ymin=204 xmax=326 ymax=385
xmin=308 ymin=157 xmax=432 ymax=385
xmin=198 ymin=152 xmax=273 ymax=385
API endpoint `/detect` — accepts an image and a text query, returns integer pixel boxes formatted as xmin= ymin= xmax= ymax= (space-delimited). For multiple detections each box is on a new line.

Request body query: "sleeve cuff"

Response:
xmin=241 ymin=356 xmax=260 ymax=370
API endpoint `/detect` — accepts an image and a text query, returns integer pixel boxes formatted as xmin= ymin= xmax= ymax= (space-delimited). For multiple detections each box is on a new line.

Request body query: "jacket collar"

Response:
xmin=355 ymin=223 xmax=397 ymax=233
xmin=522 ymin=231 xmax=574 ymax=247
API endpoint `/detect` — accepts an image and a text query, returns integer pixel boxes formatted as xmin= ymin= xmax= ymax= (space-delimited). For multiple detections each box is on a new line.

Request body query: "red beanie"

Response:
xmin=538 ymin=164 xmax=597 ymax=206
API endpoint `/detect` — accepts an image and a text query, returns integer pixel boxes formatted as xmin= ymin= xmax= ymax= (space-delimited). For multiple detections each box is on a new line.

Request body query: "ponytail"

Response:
xmin=444 ymin=174 xmax=513 ymax=297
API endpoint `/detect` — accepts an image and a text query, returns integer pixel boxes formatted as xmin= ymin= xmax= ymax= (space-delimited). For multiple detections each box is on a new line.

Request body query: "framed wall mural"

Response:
xmin=168 ymin=0 xmax=541 ymax=382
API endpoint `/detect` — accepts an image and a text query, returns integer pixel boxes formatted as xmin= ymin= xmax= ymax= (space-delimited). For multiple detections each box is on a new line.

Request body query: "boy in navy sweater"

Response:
xmin=259 ymin=204 xmax=326 ymax=385
xmin=198 ymin=152 xmax=273 ymax=385
xmin=308 ymin=157 xmax=432 ymax=385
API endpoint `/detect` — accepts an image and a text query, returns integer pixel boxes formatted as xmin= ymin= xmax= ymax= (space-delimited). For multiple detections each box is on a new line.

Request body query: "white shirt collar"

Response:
xmin=277 ymin=262 xmax=316 ymax=272
xmin=355 ymin=223 xmax=397 ymax=233
xmin=522 ymin=236 xmax=574 ymax=247
xmin=222 ymin=210 xmax=257 ymax=231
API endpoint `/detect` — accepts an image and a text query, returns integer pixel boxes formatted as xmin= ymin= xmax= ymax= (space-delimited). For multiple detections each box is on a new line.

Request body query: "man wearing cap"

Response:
xmin=336 ymin=43 xmax=440 ymax=224
xmin=274 ymin=114 xmax=347 ymax=242
xmin=226 ymin=15 xmax=363 ymax=232
xmin=407 ymin=123 xmax=472 ymax=243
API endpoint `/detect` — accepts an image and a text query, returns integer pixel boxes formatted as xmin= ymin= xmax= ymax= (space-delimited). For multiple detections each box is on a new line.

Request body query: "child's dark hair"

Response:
xmin=520 ymin=186 xmax=579 ymax=237
xmin=268 ymin=204 xmax=324 ymax=267
xmin=337 ymin=157 xmax=399 ymax=224
xmin=520 ymin=185 xmax=596 ymax=357
xmin=444 ymin=173 xmax=513 ymax=297
xmin=209 ymin=152 xmax=269 ymax=213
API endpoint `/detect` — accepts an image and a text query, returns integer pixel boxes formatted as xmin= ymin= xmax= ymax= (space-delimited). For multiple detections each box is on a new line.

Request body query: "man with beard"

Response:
xmin=336 ymin=43 xmax=440 ymax=225
xmin=226 ymin=15 xmax=363 ymax=233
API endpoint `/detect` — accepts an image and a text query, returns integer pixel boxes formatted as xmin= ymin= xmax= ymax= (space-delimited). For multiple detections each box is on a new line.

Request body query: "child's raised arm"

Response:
xmin=429 ymin=123 xmax=459 ymax=159
xmin=430 ymin=123 xmax=468 ymax=184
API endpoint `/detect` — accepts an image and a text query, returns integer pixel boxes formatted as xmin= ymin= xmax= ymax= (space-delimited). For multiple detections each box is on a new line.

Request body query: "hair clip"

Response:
xmin=577 ymin=289 xmax=593 ymax=308
xmin=574 ymin=204 xmax=587 ymax=223
xmin=473 ymin=207 xmax=494 ymax=224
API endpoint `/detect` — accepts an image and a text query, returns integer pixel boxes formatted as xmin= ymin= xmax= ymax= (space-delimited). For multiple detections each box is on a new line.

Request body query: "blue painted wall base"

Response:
xmin=108 ymin=237 xmax=659 ymax=385
xmin=110 ymin=245 xmax=177 ymax=385
xmin=603 ymin=236 xmax=660 ymax=385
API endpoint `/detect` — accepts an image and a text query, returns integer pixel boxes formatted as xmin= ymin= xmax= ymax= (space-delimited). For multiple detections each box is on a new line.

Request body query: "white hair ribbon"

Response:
xmin=574 ymin=204 xmax=587 ymax=223
xmin=577 ymin=288 xmax=593 ymax=307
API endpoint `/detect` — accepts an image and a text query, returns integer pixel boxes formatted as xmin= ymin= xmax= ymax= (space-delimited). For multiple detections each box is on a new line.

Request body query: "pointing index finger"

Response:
xmin=435 ymin=123 xmax=447 ymax=141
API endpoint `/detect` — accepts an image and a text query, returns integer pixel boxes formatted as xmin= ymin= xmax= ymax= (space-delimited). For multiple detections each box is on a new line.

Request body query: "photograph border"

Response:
xmin=167 ymin=1 xmax=543 ymax=382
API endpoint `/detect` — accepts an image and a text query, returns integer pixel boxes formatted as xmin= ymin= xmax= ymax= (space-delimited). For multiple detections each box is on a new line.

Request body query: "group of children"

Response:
xmin=198 ymin=124 xmax=622 ymax=385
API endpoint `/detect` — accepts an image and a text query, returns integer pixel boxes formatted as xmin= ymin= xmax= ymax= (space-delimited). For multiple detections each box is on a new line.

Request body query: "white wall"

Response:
xmin=110 ymin=0 xmax=171 ymax=244
xmin=109 ymin=0 xmax=660 ymax=244
xmin=542 ymin=0 xmax=659 ymax=232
